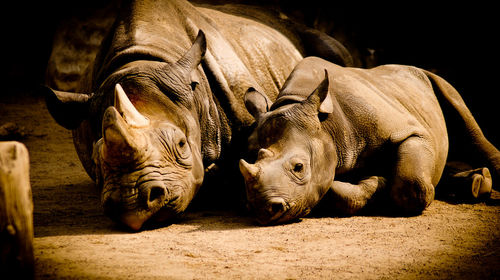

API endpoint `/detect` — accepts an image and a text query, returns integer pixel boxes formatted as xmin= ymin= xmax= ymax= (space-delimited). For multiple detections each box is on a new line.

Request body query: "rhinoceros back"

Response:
xmin=93 ymin=0 xmax=302 ymax=124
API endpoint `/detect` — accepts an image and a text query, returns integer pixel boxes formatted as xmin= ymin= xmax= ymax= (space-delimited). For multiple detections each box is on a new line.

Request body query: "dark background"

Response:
xmin=3 ymin=1 xmax=498 ymax=146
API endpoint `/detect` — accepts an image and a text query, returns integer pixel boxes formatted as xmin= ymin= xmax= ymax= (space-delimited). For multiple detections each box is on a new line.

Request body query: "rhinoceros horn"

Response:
xmin=101 ymin=84 xmax=149 ymax=163
xmin=113 ymin=84 xmax=150 ymax=128
xmin=239 ymin=159 xmax=261 ymax=182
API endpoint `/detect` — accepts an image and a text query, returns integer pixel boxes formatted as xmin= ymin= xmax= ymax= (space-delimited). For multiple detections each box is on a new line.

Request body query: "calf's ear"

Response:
xmin=41 ymin=85 xmax=92 ymax=129
xmin=305 ymin=69 xmax=333 ymax=114
xmin=244 ymin=87 xmax=273 ymax=121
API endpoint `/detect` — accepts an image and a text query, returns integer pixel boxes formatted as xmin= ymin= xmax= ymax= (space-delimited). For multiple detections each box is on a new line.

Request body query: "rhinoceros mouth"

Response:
xmin=102 ymin=180 xmax=184 ymax=231
xmin=254 ymin=201 xmax=311 ymax=225
xmin=256 ymin=212 xmax=287 ymax=225
xmin=256 ymin=209 xmax=302 ymax=226
xmin=119 ymin=205 xmax=179 ymax=231
xmin=108 ymin=198 xmax=180 ymax=231
xmin=251 ymin=199 xmax=290 ymax=225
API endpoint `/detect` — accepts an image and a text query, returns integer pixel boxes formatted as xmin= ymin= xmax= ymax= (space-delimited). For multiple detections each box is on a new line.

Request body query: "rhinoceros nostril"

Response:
xmin=268 ymin=198 xmax=287 ymax=215
xmin=148 ymin=186 xmax=165 ymax=203
xmin=271 ymin=202 xmax=284 ymax=214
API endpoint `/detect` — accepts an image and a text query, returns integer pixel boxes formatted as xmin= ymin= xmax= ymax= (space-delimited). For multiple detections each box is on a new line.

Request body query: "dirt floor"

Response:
xmin=0 ymin=90 xmax=499 ymax=279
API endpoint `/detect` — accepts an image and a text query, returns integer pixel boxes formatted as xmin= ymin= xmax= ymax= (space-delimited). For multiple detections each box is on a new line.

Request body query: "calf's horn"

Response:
xmin=257 ymin=148 xmax=273 ymax=160
xmin=239 ymin=159 xmax=260 ymax=180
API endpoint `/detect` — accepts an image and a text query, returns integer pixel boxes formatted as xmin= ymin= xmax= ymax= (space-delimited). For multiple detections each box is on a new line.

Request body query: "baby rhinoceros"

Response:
xmin=240 ymin=57 xmax=499 ymax=225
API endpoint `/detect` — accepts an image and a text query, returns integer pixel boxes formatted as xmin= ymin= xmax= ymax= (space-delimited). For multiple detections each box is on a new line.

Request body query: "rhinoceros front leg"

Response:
xmin=329 ymin=137 xmax=439 ymax=216
xmin=328 ymin=176 xmax=387 ymax=216
xmin=389 ymin=136 xmax=437 ymax=216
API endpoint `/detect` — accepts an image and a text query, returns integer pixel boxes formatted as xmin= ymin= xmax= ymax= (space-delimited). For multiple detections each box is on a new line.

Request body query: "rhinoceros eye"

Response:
xmin=293 ymin=163 xmax=303 ymax=173
xmin=170 ymin=128 xmax=191 ymax=165
xmin=175 ymin=135 xmax=189 ymax=158
xmin=178 ymin=138 xmax=186 ymax=148
xmin=289 ymin=158 xmax=307 ymax=182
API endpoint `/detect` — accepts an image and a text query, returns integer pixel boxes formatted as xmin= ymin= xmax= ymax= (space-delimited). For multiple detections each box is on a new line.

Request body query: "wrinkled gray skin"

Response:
xmin=240 ymin=57 xmax=500 ymax=225
xmin=42 ymin=0 xmax=352 ymax=230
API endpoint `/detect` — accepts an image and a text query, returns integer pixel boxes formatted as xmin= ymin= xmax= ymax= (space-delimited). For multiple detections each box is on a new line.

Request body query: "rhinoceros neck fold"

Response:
xmin=321 ymin=96 xmax=366 ymax=175
xmin=94 ymin=0 xmax=203 ymax=85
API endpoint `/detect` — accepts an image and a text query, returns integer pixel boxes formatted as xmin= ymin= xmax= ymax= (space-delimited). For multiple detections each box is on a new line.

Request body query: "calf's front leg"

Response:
xmin=328 ymin=176 xmax=387 ymax=216
xmin=327 ymin=136 xmax=439 ymax=217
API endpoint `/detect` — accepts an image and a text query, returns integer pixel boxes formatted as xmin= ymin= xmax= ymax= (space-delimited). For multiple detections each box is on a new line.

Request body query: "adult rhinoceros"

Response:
xmin=240 ymin=56 xmax=500 ymax=225
xmin=41 ymin=0 xmax=352 ymax=230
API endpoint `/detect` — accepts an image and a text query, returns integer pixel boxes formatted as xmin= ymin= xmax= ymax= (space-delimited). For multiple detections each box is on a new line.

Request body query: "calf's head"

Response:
xmin=44 ymin=31 xmax=209 ymax=230
xmin=240 ymin=72 xmax=336 ymax=224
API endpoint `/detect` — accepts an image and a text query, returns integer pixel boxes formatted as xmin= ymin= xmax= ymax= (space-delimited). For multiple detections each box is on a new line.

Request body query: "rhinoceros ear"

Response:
xmin=305 ymin=69 xmax=332 ymax=114
xmin=41 ymin=85 xmax=92 ymax=130
xmin=176 ymin=30 xmax=207 ymax=72
xmin=244 ymin=87 xmax=273 ymax=121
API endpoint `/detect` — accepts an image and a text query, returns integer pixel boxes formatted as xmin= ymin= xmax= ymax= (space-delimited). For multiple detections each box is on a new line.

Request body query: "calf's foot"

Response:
xmin=439 ymin=162 xmax=492 ymax=200
xmin=469 ymin=168 xmax=492 ymax=199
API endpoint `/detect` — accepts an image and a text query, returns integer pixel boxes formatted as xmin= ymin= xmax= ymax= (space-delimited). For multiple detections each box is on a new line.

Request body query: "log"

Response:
xmin=0 ymin=141 xmax=34 ymax=279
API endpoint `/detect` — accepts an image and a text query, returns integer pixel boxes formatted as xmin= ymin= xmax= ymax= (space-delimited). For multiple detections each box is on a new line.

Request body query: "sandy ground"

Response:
xmin=1 ymin=91 xmax=499 ymax=279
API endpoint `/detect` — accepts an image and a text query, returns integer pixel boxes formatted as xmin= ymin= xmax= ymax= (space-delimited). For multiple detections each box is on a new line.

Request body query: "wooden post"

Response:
xmin=0 ymin=141 xmax=34 ymax=279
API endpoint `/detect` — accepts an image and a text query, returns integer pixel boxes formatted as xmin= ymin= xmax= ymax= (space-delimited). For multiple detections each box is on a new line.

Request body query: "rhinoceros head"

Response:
xmin=92 ymin=82 xmax=205 ymax=231
xmin=240 ymin=71 xmax=336 ymax=224
xmin=44 ymin=31 xmax=210 ymax=230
